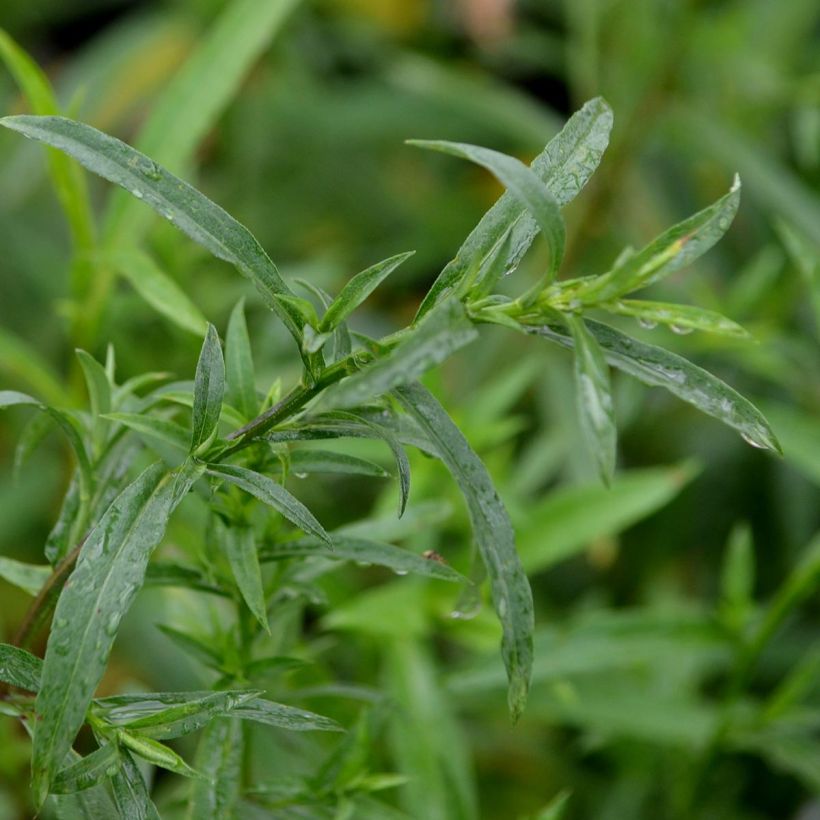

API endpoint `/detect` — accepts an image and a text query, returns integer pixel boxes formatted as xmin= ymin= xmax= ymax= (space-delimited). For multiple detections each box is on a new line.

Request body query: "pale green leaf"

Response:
xmin=188 ymin=718 xmax=243 ymax=820
xmin=52 ymin=744 xmax=120 ymax=794
xmin=225 ymin=525 xmax=269 ymax=632
xmin=110 ymin=750 xmax=161 ymax=820
xmin=225 ymin=298 xmax=257 ymax=420
xmin=117 ymin=732 xmax=203 ymax=780
xmin=0 ymin=643 xmax=43 ymax=691
xmin=103 ymin=412 xmax=190 ymax=453
xmin=0 ymin=556 xmax=51 ymax=596
xmin=191 ymin=324 xmax=225 ymax=454
xmin=603 ymin=299 xmax=750 ymax=338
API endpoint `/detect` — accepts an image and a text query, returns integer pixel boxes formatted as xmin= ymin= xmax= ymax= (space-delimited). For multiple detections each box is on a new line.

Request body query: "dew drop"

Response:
xmin=670 ymin=324 xmax=693 ymax=335
xmin=131 ymin=189 xmax=144 ymax=200
xmin=293 ymin=472 xmax=308 ymax=479
xmin=355 ymin=561 xmax=372 ymax=568
xmin=55 ymin=618 xmax=68 ymax=629
xmin=105 ymin=613 xmax=121 ymax=636
xmin=741 ymin=432 xmax=768 ymax=450
xmin=498 ymin=597 xmax=508 ymax=618
xmin=394 ymin=569 xmax=409 ymax=576
xmin=105 ymin=765 xmax=119 ymax=777
xmin=637 ymin=317 xmax=657 ymax=330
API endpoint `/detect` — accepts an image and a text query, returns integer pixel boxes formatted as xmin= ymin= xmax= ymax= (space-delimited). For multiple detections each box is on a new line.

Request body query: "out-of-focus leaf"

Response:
xmin=528 ymin=320 xmax=780 ymax=453
xmin=207 ymin=463 xmax=330 ymax=544
xmin=720 ymin=523 xmax=755 ymax=631
xmin=394 ymin=382 xmax=533 ymax=721
xmin=408 ymin=139 xmax=565 ymax=281
xmin=260 ymin=535 xmax=465 ymax=583
xmin=108 ymin=248 xmax=208 ymax=336
xmin=0 ymin=327 xmax=69 ymax=407
xmin=320 ymin=251 xmax=415 ymax=331
xmin=76 ymin=350 xmax=111 ymax=421
xmin=0 ymin=557 xmax=50 ymax=596
xmin=603 ymin=300 xmax=750 ymax=338
xmin=568 ymin=315 xmax=616 ymax=484
xmin=32 ymin=460 xmax=201 ymax=806
xmin=156 ymin=626 xmax=224 ymax=672
xmin=516 ymin=463 xmax=697 ymax=573
xmin=191 ymin=324 xmax=225 ymax=454
xmin=416 ymin=97 xmax=612 ymax=318
xmin=0 ymin=643 xmax=42 ymax=691
xmin=327 ymin=299 xmax=478 ymax=409
xmin=225 ymin=298 xmax=257 ymax=420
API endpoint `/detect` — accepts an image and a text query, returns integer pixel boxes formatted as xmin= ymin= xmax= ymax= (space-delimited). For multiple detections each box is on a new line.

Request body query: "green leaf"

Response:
xmin=207 ymin=463 xmax=330 ymax=544
xmin=75 ymin=350 xmax=112 ymax=421
xmin=231 ymin=697 xmax=342 ymax=732
xmin=103 ymin=0 xmax=303 ymax=245
xmin=0 ymin=391 xmax=94 ymax=508
xmin=568 ymin=316 xmax=617 ymax=485
xmin=224 ymin=525 xmax=269 ymax=632
xmin=0 ymin=29 xmax=95 ymax=257
xmin=32 ymin=460 xmax=201 ymax=806
xmin=105 ymin=689 xmax=260 ymax=740
xmin=527 ymin=320 xmax=780 ymax=453
xmin=52 ymin=744 xmax=120 ymax=794
xmin=110 ymin=750 xmax=161 ymax=820
xmin=156 ymin=626 xmax=224 ymax=672
xmin=393 ymin=382 xmax=533 ymax=721
xmin=320 ymin=251 xmax=415 ymax=331
xmin=103 ymin=413 xmax=190 ymax=453
xmin=0 ymin=643 xmax=43 ymax=691
xmin=416 ymin=97 xmax=612 ymax=319
xmin=576 ymin=177 xmax=741 ymax=303
xmin=0 ymin=557 xmax=50 ymax=596
xmin=225 ymin=298 xmax=257 ymax=420
xmin=191 ymin=324 xmax=225 ymax=454
xmin=516 ymin=464 xmax=697 ymax=573
xmin=188 ymin=718 xmax=243 ymax=820
xmin=108 ymin=248 xmax=208 ymax=336
xmin=260 ymin=535 xmax=465 ymax=583
xmin=408 ymin=140 xmax=565 ymax=281
xmin=327 ymin=299 xmax=478 ymax=409
xmin=286 ymin=450 xmax=389 ymax=478
xmin=602 ymin=299 xmax=750 ymax=338
xmin=0 ymin=116 xmax=303 ymax=343
xmin=117 ymin=731 xmax=203 ymax=780
xmin=0 ymin=326 xmax=69 ymax=407
xmin=720 ymin=523 xmax=755 ymax=631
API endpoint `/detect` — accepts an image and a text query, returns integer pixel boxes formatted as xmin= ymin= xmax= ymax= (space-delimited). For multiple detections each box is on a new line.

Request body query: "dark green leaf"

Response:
xmin=110 ymin=750 xmax=161 ymax=820
xmin=188 ymin=718 xmax=243 ymax=820
xmin=320 ymin=251 xmax=415 ymax=331
xmin=52 ymin=744 xmax=120 ymax=794
xmin=191 ymin=324 xmax=225 ymax=454
xmin=393 ymin=382 xmax=533 ymax=721
xmin=207 ymin=463 xmax=330 ymax=544
xmin=225 ymin=525 xmax=269 ymax=632
xmin=286 ymin=450 xmax=389 ymax=478
xmin=156 ymin=626 xmax=224 ymax=672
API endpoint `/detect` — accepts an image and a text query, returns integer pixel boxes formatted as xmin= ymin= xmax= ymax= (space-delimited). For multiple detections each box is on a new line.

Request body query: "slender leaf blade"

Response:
xmin=111 ymin=750 xmax=161 ymax=820
xmin=393 ymin=382 xmax=533 ymax=720
xmin=605 ymin=299 xmax=750 ymax=338
xmin=225 ymin=298 xmax=257 ymax=420
xmin=225 ymin=525 xmax=268 ymax=632
xmin=187 ymin=718 xmax=243 ymax=820
xmin=207 ymin=463 xmax=330 ymax=544
xmin=191 ymin=324 xmax=225 ymax=454
xmin=0 ymin=643 xmax=43 ymax=691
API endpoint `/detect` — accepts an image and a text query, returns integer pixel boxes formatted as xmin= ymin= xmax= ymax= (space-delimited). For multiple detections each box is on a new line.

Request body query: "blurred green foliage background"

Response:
xmin=0 ymin=1 xmax=819 ymax=818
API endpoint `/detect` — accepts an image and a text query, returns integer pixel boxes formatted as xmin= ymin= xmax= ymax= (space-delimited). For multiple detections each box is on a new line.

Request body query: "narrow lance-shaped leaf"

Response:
xmin=326 ymin=299 xmax=478 ymax=410
xmin=75 ymin=350 xmax=111 ymax=420
xmin=188 ymin=718 xmax=243 ymax=820
xmin=191 ymin=324 xmax=225 ymax=454
xmin=0 ymin=643 xmax=43 ymax=692
xmin=320 ymin=251 xmax=415 ymax=331
xmin=31 ymin=460 xmax=202 ymax=807
xmin=103 ymin=413 xmax=190 ymax=454
xmin=111 ymin=750 xmax=162 ymax=820
xmin=577 ymin=176 xmax=741 ymax=303
xmin=603 ymin=300 xmax=750 ymax=338
xmin=527 ymin=319 xmax=780 ymax=453
xmin=408 ymin=140 xmax=565 ymax=282
xmin=108 ymin=248 xmax=208 ymax=337
xmin=416 ymin=97 xmax=613 ymax=319
xmin=207 ymin=463 xmax=330 ymax=544
xmin=224 ymin=525 xmax=269 ymax=633
xmin=52 ymin=744 xmax=120 ymax=794
xmin=0 ymin=116 xmax=304 ymax=345
xmin=568 ymin=316 xmax=617 ymax=485
xmin=117 ymin=731 xmax=204 ymax=780
xmin=284 ymin=450 xmax=389 ymax=478
xmin=225 ymin=298 xmax=257 ymax=420
xmin=260 ymin=535 xmax=465 ymax=583
xmin=393 ymin=382 xmax=534 ymax=720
